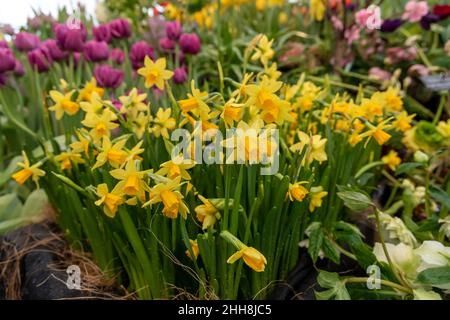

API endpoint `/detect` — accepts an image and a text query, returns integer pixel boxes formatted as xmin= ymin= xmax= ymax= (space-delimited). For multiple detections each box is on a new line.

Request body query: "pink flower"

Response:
xmin=369 ymin=67 xmax=392 ymax=82
xmin=402 ymin=1 xmax=428 ymax=23
xmin=344 ymin=26 xmax=360 ymax=45
xmin=355 ymin=5 xmax=382 ymax=30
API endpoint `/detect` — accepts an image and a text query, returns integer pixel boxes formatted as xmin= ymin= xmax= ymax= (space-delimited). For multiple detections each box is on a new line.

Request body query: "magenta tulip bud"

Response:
xmin=14 ymin=60 xmax=25 ymax=77
xmin=94 ymin=65 xmax=124 ymax=89
xmin=93 ymin=24 xmax=112 ymax=43
xmin=73 ymin=52 xmax=82 ymax=67
xmin=109 ymin=19 xmax=132 ymax=39
xmin=0 ymin=40 xmax=8 ymax=48
xmin=179 ymin=33 xmax=201 ymax=55
xmin=14 ymin=32 xmax=40 ymax=52
xmin=110 ymin=48 xmax=125 ymax=65
xmin=28 ymin=46 xmax=53 ymax=73
xmin=84 ymin=40 xmax=109 ymax=62
xmin=166 ymin=21 xmax=182 ymax=41
xmin=0 ymin=48 xmax=16 ymax=73
xmin=159 ymin=37 xmax=175 ymax=51
xmin=129 ymin=41 xmax=155 ymax=70
xmin=54 ymin=23 xmax=87 ymax=52
xmin=43 ymin=39 xmax=69 ymax=62
xmin=173 ymin=67 xmax=188 ymax=84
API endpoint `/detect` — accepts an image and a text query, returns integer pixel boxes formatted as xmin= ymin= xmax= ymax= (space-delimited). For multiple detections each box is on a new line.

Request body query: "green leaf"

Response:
xmin=0 ymin=193 xmax=23 ymax=221
xmin=322 ymin=237 xmax=340 ymax=264
xmin=317 ymin=271 xmax=340 ymax=288
xmin=0 ymin=155 xmax=22 ymax=186
xmin=21 ymin=189 xmax=48 ymax=219
xmin=429 ymin=185 xmax=450 ymax=209
xmin=416 ymin=267 xmax=450 ymax=286
xmin=337 ymin=190 xmax=373 ymax=212
xmin=395 ymin=162 xmax=423 ymax=176
xmin=307 ymin=222 xmax=324 ymax=263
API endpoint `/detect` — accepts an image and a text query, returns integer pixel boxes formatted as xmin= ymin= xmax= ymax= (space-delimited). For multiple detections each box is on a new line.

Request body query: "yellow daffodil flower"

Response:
xmin=95 ymin=183 xmax=125 ymax=218
xmin=55 ymin=151 xmax=85 ymax=171
xmin=150 ymin=108 xmax=176 ymax=139
xmin=80 ymin=91 xmax=106 ymax=115
xmin=361 ymin=119 xmax=392 ymax=146
xmin=49 ymin=90 xmax=80 ymax=120
xmin=143 ymin=176 xmax=189 ymax=219
xmin=131 ymin=112 xmax=151 ymax=139
xmin=70 ymin=130 xmax=91 ymax=156
xmin=78 ymin=78 xmax=104 ymax=102
xmin=81 ymin=109 xmax=119 ymax=143
xmin=437 ymin=119 xmax=450 ymax=138
xmin=393 ymin=111 xmax=415 ymax=132
xmin=220 ymin=99 xmax=243 ymax=128
xmin=251 ymin=34 xmax=274 ymax=67
xmin=138 ymin=57 xmax=174 ymax=90
xmin=179 ymin=80 xmax=210 ymax=120
xmin=185 ymin=239 xmax=200 ymax=260
xmin=290 ymin=131 xmax=328 ymax=165
xmin=195 ymin=195 xmax=221 ymax=230
xmin=110 ymin=160 xmax=151 ymax=200
xmin=309 ymin=186 xmax=328 ymax=212
xmin=119 ymin=88 xmax=148 ymax=118
xmin=11 ymin=151 xmax=45 ymax=188
xmin=287 ymin=182 xmax=309 ymax=202
xmin=92 ymin=137 xmax=128 ymax=170
xmin=382 ymin=150 xmax=402 ymax=171
xmin=156 ymin=155 xmax=195 ymax=180
xmin=221 ymin=230 xmax=267 ymax=272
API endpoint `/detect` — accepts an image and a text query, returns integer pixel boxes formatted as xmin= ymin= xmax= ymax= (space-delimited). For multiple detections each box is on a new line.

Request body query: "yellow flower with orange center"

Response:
xmin=382 ymin=150 xmax=402 ymax=171
xmin=287 ymin=182 xmax=309 ymax=202
xmin=138 ymin=57 xmax=174 ymax=90
xmin=11 ymin=151 xmax=45 ymax=188
xmin=195 ymin=195 xmax=221 ymax=230
xmin=156 ymin=155 xmax=195 ymax=180
xmin=55 ymin=151 xmax=85 ymax=171
xmin=49 ymin=90 xmax=80 ymax=120
xmin=95 ymin=183 xmax=124 ymax=218
xmin=92 ymin=137 xmax=128 ymax=170
xmin=143 ymin=176 xmax=189 ymax=219
xmin=393 ymin=112 xmax=415 ymax=132
xmin=110 ymin=160 xmax=151 ymax=201
xmin=78 ymin=78 xmax=104 ymax=102
xmin=309 ymin=187 xmax=328 ymax=212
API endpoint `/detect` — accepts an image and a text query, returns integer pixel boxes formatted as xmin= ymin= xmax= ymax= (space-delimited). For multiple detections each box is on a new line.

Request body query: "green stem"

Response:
xmin=344 ymin=277 xmax=412 ymax=294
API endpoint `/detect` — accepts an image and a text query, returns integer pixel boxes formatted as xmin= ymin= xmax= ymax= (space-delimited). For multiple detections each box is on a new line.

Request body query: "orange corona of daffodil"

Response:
xmin=138 ymin=56 xmax=174 ymax=90
xmin=81 ymin=109 xmax=119 ymax=143
xmin=11 ymin=151 xmax=45 ymax=188
xmin=55 ymin=151 xmax=85 ymax=171
xmin=49 ymin=90 xmax=80 ymax=120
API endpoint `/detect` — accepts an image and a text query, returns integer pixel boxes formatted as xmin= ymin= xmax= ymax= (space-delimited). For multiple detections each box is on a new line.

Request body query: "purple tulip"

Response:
xmin=94 ymin=65 xmax=124 ymax=89
xmin=73 ymin=52 xmax=82 ymax=67
xmin=110 ymin=48 xmax=125 ymax=65
xmin=420 ymin=14 xmax=440 ymax=30
xmin=179 ymin=33 xmax=201 ymax=55
xmin=54 ymin=23 xmax=87 ymax=52
xmin=159 ymin=37 xmax=175 ymax=52
xmin=166 ymin=21 xmax=182 ymax=41
xmin=380 ymin=19 xmax=404 ymax=33
xmin=0 ymin=40 xmax=8 ymax=48
xmin=14 ymin=60 xmax=25 ymax=77
xmin=129 ymin=41 xmax=155 ymax=70
xmin=84 ymin=40 xmax=109 ymax=63
xmin=109 ymin=19 xmax=132 ymax=39
xmin=93 ymin=24 xmax=112 ymax=43
xmin=43 ymin=39 xmax=69 ymax=62
xmin=28 ymin=46 xmax=53 ymax=73
xmin=0 ymin=48 xmax=16 ymax=73
xmin=173 ymin=67 xmax=188 ymax=84
xmin=14 ymin=32 xmax=40 ymax=52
